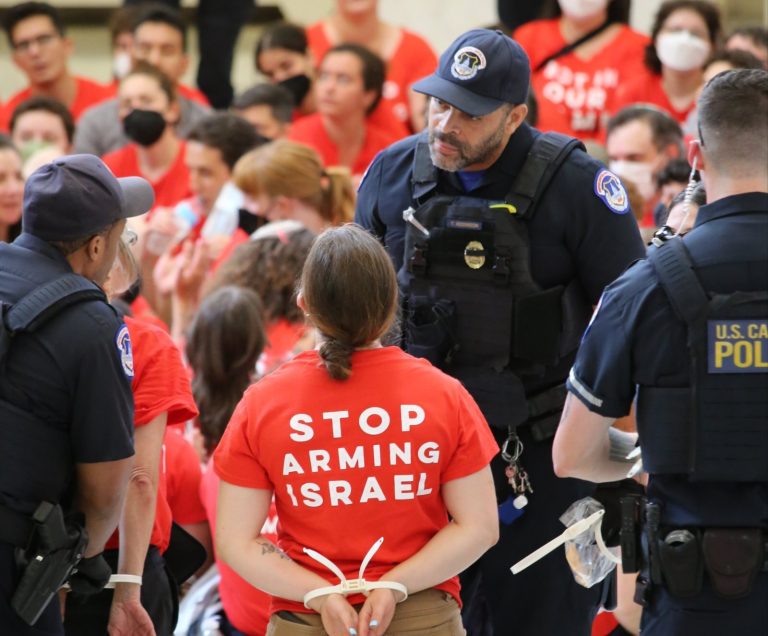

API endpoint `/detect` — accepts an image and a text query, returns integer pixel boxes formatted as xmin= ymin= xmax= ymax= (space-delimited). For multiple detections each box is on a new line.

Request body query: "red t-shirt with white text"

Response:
xmin=514 ymin=20 xmax=649 ymax=140
xmin=214 ymin=347 xmax=498 ymax=615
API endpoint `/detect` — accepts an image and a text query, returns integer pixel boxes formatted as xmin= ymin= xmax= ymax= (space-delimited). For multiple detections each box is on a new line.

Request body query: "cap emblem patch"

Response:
xmin=451 ymin=46 xmax=486 ymax=80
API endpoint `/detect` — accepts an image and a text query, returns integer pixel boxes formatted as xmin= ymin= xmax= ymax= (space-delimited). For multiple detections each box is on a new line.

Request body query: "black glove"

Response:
xmin=67 ymin=554 xmax=112 ymax=596
xmin=593 ymin=479 xmax=645 ymax=547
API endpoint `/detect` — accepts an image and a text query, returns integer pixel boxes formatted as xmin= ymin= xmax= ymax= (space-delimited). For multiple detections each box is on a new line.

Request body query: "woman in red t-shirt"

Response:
xmin=202 ymin=220 xmax=317 ymax=375
xmin=306 ymin=0 xmax=437 ymax=133
xmin=514 ymin=0 xmax=648 ymax=141
xmin=214 ymin=225 xmax=499 ymax=636
xmin=185 ymin=285 xmax=272 ymax=636
xmin=610 ymin=0 xmax=722 ymax=124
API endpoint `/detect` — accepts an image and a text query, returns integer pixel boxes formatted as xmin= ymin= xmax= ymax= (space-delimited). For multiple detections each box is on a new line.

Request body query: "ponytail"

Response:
xmin=321 ymin=166 xmax=355 ymax=224
xmin=318 ymin=336 xmax=355 ymax=380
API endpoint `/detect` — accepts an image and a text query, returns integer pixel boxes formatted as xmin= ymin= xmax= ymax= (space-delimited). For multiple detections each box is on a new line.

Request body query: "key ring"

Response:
xmin=501 ymin=433 xmax=524 ymax=463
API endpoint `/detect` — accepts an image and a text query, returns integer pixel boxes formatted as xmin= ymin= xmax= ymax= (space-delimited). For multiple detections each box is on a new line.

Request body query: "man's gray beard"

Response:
xmin=427 ymin=120 xmax=508 ymax=172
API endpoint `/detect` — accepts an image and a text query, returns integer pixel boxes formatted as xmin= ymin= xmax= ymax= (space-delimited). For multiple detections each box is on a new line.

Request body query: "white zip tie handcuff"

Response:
xmin=62 ymin=574 xmax=142 ymax=590
xmin=510 ymin=509 xmax=621 ymax=575
xmin=302 ymin=537 xmax=408 ymax=609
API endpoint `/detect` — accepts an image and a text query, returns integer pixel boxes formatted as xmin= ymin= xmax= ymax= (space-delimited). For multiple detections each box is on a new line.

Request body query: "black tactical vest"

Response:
xmin=399 ymin=133 xmax=592 ymax=431
xmin=0 ymin=246 xmax=106 ymax=510
xmin=638 ymin=238 xmax=768 ymax=482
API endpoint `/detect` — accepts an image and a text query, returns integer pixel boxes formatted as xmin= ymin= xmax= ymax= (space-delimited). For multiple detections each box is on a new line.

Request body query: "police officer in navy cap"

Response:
xmin=355 ymin=28 xmax=646 ymax=635
xmin=553 ymin=69 xmax=768 ymax=635
xmin=0 ymin=154 xmax=154 ymax=633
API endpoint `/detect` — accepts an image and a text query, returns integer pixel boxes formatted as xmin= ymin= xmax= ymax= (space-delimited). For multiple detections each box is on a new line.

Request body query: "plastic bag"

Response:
xmin=559 ymin=497 xmax=620 ymax=588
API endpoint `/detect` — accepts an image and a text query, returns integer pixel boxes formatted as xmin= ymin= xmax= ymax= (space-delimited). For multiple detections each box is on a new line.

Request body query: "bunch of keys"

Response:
xmin=502 ymin=433 xmax=533 ymax=510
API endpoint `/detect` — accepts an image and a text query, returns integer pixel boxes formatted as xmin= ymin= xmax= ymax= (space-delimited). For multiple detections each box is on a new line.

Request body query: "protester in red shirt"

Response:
xmin=233 ymin=140 xmax=355 ymax=232
xmin=610 ymin=0 xmax=722 ymax=124
xmin=255 ymin=22 xmax=408 ymax=140
xmin=63 ymin=238 xmax=198 ymax=636
xmin=201 ymin=222 xmax=316 ymax=376
xmin=288 ymin=45 xmax=399 ymax=180
xmin=513 ymin=0 xmax=648 ymax=141
xmin=9 ymin=96 xmax=74 ymax=160
xmin=103 ymin=62 xmax=190 ymax=211
xmin=306 ymin=0 xmax=437 ymax=133
xmin=215 ymin=225 xmax=499 ymax=636
xmin=0 ymin=2 xmax=113 ymax=131
xmin=185 ymin=285 xmax=272 ymax=635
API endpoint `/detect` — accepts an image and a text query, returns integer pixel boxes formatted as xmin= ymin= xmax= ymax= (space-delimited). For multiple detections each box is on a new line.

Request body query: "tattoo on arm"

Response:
xmin=257 ymin=540 xmax=292 ymax=560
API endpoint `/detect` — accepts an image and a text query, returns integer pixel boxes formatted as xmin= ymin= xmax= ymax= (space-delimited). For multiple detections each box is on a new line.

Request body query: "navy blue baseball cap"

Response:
xmin=412 ymin=29 xmax=531 ymax=117
xmin=22 ymin=154 xmax=154 ymax=241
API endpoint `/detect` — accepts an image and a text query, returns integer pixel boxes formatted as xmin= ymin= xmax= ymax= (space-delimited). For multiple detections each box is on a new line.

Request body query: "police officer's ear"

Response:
xmin=505 ymin=103 xmax=529 ymax=134
xmin=687 ymin=139 xmax=706 ymax=174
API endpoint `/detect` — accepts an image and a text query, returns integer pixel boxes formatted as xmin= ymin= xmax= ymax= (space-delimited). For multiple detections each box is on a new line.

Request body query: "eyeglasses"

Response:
xmin=122 ymin=227 xmax=138 ymax=247
xmin=12 ymin=33 xmax=58 ymax=54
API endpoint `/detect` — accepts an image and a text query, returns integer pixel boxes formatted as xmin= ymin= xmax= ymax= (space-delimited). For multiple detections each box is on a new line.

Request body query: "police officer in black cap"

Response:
xmin=0 ymin=154 xmax=155 ymax=633
xmin=553 ymin=69 xmax=768 ymax=634
xmin=356 ymin=28 xmax=645 ymax=636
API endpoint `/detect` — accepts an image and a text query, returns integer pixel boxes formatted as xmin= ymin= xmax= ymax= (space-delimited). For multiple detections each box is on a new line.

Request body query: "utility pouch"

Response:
xmin=658 ymin=529 xmax=703 ymax=597
xmin=404 ymin=296 xmax=459 ymax=368
xmin=701 ymin=528 xmax=764 ymax=599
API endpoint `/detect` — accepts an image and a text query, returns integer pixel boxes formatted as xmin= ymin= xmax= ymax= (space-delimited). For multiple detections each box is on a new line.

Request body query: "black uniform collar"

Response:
xmin=694 ymin=192 xmax=768 ymax=228
xmin=441 ymin=123 xmax=537 ymax=194
xmin=13 ymin=232 xmax=75 ymax=271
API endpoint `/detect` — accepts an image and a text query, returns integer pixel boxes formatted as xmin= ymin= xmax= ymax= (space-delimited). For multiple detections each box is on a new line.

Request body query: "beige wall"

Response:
xmin=1 ymin=0 xmax=766 ymax=102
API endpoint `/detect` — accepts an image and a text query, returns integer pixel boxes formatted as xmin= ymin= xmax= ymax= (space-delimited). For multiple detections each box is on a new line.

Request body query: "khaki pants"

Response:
xmin=265 ymin=588 xmax=466 ymax=635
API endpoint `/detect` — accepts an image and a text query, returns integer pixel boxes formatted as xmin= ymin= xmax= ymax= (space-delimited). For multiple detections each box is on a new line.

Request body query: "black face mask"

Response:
xmin=123 ymin=109 xmax=167 ymax=147
xmin=278 ymin=74 xmax=311 ymax=107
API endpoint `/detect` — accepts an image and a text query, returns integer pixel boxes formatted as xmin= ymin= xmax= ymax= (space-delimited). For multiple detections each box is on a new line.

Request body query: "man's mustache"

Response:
xmin=429 ymin=131 xmax=464 ymax=151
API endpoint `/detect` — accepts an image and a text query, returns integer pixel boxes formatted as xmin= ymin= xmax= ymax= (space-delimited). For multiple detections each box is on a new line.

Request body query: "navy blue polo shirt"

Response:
xmin=0 ymin=234 xmax=135 ymax=511
xmin=356 ymin=122 xmax=645 ymax=302
xmin=568 ymin=192 xmax=768 ymax=527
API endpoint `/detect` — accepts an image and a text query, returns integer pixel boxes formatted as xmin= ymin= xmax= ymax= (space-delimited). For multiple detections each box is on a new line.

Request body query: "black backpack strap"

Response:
xmin=4 ymin=273 xmax=106 ymax=335
xmin=506 ymin=132 xmax=585 ymax=220
xmin=646 ymin=237 xmax=709 ymax=328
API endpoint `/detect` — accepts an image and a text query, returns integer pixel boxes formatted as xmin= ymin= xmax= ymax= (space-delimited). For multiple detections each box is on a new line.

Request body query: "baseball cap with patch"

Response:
xmin=412 ymin=28 xmax=530 ymax=117
xmin=22 ymin=154 xmax=154 ymax=241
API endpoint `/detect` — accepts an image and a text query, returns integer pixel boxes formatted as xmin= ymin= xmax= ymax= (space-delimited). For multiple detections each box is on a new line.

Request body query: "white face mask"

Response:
xmin=609 ymin=160 xmax=657 ymax=201
xmin=558 ymin=0 xmax=609 ymax=20
xmin=656 ymin=31 xmax=711 ymax=72
xmin=113 ymin=51 xmax=132 ymax=80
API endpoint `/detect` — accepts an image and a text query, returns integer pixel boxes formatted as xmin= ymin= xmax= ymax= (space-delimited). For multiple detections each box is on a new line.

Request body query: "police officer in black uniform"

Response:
xmin=355 ymin=28 xmax=645 ymax=636
xmin=0 ymin=154 xmax=154 ymax=634
xmin=553 ymin=69 xmax=768 ymax=634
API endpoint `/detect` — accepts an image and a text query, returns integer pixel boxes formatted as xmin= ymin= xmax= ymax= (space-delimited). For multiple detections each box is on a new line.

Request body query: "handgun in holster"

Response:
xmin=11 ymin=501 xmax=87 ymax=626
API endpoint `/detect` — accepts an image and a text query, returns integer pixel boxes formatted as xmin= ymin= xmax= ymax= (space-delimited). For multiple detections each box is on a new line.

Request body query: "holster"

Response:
xmin=701 ymin=528 xmax=765 ymax=599
xmin=658 ymin=529 xmax=703 ymax=597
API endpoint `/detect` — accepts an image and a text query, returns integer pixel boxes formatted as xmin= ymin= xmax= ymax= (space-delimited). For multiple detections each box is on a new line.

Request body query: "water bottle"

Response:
xmin=172 ymin=200 xmax=200 ymax=244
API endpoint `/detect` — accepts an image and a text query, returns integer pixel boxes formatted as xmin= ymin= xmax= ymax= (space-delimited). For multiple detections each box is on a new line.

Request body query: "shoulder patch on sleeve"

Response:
xmin=115 ymin=323 xmax=134 ymax=379
xmin=593 ymin=169 xmax=630 ymax=215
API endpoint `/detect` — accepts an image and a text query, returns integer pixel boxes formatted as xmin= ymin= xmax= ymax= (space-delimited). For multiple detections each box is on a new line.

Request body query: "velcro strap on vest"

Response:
xmin=4 ymin=274 xmax=105 ymax=335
